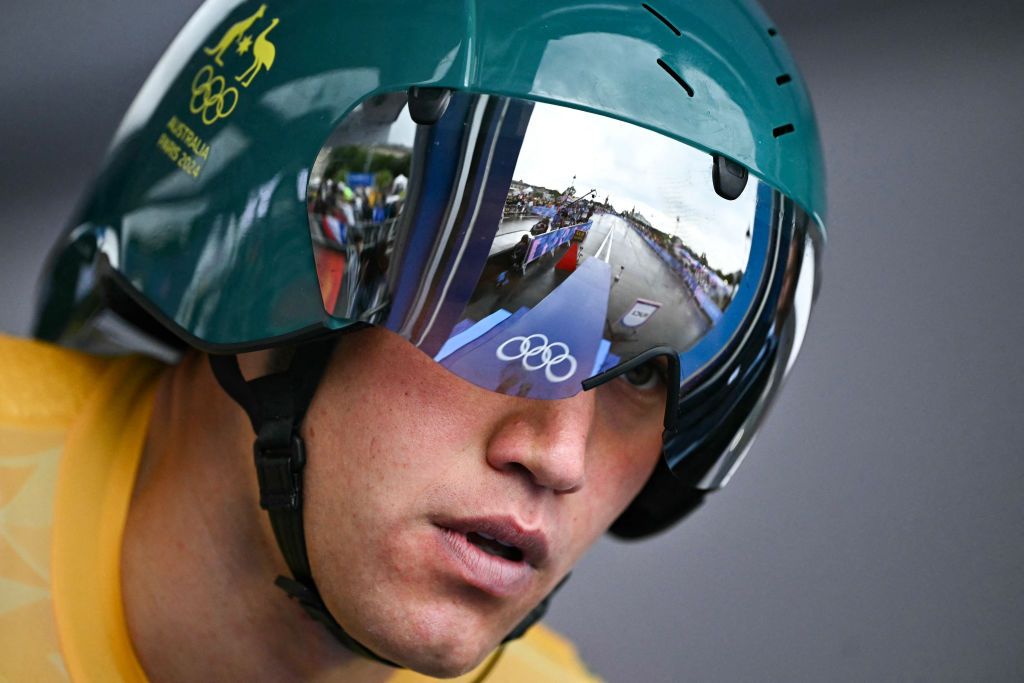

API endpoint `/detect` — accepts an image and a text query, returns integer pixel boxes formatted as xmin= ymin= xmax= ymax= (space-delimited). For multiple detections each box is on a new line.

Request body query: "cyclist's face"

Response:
xmin=301 ymin=327 xmax=664 ymax=677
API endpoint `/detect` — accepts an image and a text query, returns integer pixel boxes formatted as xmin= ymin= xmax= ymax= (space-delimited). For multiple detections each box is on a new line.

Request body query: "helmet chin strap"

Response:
xmin=208 ymin=335 xmax=567 ymax=668
xmin=209 ymin=336 xmax=397 ymax=666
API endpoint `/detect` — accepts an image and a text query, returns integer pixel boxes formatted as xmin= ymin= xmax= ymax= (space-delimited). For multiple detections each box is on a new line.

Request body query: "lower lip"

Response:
xmin=436 ymin=527 xmax=534 ymax=598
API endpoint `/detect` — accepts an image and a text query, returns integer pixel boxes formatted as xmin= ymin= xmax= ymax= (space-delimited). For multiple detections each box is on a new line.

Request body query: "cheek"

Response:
xmin=298 ymin=350 xmax=497 ymax=573
xmin=576 ymin=427 xmax=662 ymax=537
xmin=306 ymin=357 xmax=478 ymax=471
xmin=595 ymin=387 xmax=664 ymax=502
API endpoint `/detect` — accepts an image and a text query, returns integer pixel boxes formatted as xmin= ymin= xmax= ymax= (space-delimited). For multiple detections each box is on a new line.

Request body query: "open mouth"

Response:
xmin=437 ymin=525 xmax=537 ymax=597
xmin=465 ymin=531 xmax=524 ymax=562
xmin=435 ymin=516 xmax=549 ymax=573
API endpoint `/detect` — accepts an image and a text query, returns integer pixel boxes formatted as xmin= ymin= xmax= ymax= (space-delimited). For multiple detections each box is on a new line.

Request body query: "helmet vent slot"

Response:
xmin=772 ymin=123 xmax=795 ymax=137
xmin=656 ymin=58 xmax=694 ymax=97
xmin=776 ymin=74 xmax=792 ymax=86
xmin=767 ymin=27 xmax=778 ymax=37
xmin=642 ymin=3 xmax=681 ymax=36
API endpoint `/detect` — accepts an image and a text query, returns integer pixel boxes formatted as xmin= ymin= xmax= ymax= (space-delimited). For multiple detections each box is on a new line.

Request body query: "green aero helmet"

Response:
xmin=34 ymin=0 xmax=825 ymax=662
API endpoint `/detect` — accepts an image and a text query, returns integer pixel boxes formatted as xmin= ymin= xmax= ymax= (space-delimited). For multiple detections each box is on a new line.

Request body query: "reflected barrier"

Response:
xmin=525 ymin=221 xmax=592 ymax=265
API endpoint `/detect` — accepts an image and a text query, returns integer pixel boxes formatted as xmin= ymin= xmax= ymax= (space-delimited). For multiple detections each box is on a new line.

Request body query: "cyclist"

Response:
xmin=1 ymin=0 xmax=825 ymax=680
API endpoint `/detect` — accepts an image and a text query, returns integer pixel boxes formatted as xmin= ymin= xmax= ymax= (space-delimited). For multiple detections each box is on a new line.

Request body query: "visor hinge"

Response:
xmin=253 ymin=428 xmax=306 ymax=511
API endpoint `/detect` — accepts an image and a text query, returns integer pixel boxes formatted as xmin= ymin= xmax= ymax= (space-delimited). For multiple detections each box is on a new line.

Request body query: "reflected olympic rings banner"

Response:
xmin=496 ymin=333 xmax=579 ymax=383
xmin=526 ymin=221 xmax=592 ymax=264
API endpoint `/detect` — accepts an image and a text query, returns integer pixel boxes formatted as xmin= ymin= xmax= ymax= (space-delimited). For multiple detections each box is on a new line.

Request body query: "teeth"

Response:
xmin=476 ymin=532 xmax=515 ymax=548
xmin=465 ymin=532 xmax=524 ymax=561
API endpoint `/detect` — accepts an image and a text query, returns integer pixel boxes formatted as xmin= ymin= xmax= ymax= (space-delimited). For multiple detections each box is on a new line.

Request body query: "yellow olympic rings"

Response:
xmin=189 ymin=65 xmax=239 ymax=125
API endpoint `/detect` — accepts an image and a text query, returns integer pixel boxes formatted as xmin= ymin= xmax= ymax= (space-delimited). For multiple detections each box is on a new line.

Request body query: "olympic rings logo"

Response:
xmin=496 ymin=334 xmax=578 ymax=383
xmin=189 ymin=65 xmax=239 ymax=125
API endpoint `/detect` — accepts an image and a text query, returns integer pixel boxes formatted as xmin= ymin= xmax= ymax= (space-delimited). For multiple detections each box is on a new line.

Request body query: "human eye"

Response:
xmin=594 ymin=357 xmax=671 ymax=429
xmin=618 ymin=359 xmax=667 ymax=394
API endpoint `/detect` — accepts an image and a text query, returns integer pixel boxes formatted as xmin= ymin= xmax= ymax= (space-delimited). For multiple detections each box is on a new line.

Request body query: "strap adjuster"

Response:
xmin=253 ymin=433 xmax=306 ymax=511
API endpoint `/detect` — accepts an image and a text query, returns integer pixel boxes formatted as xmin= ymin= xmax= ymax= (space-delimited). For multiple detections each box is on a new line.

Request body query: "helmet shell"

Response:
xmin=37 ymin=0 xmax=825 ymax=350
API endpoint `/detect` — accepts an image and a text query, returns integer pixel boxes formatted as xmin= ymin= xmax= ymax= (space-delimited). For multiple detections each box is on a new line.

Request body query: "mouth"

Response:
xmin=437 ymin=516 xmax=549 ymax=568
xmin=433 ymin=517 xmax=550 ymax=597
xmin=465 ymin=531 xmax=524 ymax=562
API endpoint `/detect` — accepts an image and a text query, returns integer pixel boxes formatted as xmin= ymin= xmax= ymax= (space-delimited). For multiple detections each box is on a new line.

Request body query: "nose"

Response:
xmin=484 ymin=390 xmax=595 ymax=493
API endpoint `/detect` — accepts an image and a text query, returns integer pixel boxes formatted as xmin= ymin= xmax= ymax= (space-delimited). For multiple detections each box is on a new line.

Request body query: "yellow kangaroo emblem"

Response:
xmin=190 ymin=6 xmax=280 ymax=126
xmin=203 ymin=4 xmax=267 ymax=67
xmin=236 ymin=18 xmax=279 ymax=88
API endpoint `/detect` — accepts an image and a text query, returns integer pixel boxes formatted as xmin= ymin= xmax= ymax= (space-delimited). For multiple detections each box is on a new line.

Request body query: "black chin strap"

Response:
xmin=209 ymin=336 xmax=568 ymax=670
xmin=209 ymin=338 xmax=398 ymax=666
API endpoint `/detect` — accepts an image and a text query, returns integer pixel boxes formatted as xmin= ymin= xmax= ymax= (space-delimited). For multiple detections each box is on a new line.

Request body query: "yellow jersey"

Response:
xmin=0 ymin=335 xmax=599 ymax=682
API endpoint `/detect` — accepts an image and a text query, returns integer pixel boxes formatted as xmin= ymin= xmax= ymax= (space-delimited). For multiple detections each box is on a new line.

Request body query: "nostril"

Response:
xmin=506 ymin=461 xmax=533 ymax=479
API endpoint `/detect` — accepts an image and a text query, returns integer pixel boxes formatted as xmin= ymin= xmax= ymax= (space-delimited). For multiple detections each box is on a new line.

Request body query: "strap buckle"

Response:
xmin=253 ymin=433 xmax=306 ymax=511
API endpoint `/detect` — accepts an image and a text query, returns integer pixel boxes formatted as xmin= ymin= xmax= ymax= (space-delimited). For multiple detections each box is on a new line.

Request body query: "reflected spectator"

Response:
xmin=511 ymin=235 xmax=529 ymax=275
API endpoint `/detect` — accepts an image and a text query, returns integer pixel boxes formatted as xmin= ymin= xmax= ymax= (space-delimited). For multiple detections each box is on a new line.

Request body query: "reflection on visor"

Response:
xmin=307 ymin=92 xmax=772 ymax=400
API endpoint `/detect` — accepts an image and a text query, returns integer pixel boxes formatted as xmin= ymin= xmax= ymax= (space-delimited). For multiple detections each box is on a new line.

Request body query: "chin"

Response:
xmin=356 ymin=598 xmax=511 ymax=677
xmin=371 ymin=621 xmax=496 ymax=678
xmin=394 ymin=646 xmax=492 ymax=679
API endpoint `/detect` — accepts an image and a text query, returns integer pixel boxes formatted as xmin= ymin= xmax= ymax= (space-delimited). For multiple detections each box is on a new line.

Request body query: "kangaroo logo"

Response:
xmin=203 ymin=5 xmax=267 ymax=67
xmin=190 ymin=5 xmax=281 ymax=125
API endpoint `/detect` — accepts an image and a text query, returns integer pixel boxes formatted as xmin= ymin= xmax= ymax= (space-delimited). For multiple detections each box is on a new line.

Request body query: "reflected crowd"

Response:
xmin=308 ymin=168 xmax=407 ymax=319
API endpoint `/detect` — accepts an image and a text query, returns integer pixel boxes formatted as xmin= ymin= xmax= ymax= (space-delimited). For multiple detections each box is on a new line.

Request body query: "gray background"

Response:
xmin=2 ymin=1 xmax=1022 ymax=681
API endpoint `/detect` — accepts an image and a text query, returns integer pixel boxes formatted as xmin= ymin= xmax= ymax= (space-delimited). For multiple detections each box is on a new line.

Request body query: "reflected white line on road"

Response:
xmin=596 ymin=220 xmax=615 ymax=263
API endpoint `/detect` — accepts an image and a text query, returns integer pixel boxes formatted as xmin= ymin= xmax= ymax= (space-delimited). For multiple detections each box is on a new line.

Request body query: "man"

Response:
xmin=1 ymin=0 xmax=826 ymax=680
xmin=511 ymin=235 xmax=530 ymax=275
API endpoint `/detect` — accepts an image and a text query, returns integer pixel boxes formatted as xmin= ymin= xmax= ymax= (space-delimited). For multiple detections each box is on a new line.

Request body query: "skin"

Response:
xmin=122 ymin=326 xmax=665 ymax=681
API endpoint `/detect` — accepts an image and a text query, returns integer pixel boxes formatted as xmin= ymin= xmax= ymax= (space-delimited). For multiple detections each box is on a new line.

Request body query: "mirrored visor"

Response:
xmin=307 ymin=91 xmax=781 ymax=400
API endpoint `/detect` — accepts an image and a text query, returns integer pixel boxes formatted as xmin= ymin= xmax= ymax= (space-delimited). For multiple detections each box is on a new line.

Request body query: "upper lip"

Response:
xmin=436 ymin=515 xmax=551 ymax=569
